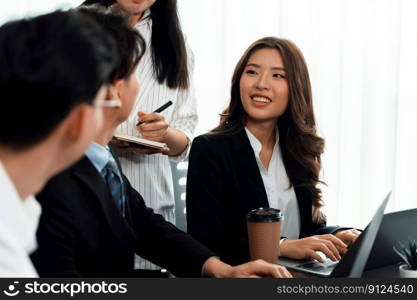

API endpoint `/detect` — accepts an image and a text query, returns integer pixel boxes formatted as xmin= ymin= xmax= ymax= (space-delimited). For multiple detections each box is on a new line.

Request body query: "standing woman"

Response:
xmin=186 ymin=37 xmax=360 ymax=266
xmin=82 ymin=0 xmax=196 ymax=271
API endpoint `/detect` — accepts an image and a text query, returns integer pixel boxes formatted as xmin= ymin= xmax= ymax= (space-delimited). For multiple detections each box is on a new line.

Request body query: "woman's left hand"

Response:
xmin=334 ymin=229 xmax=361 ymax=245
xmin=110 ymin=137 xmax=170 ymax=155
xmin=136 ymin=111 xmax=169 ymax=142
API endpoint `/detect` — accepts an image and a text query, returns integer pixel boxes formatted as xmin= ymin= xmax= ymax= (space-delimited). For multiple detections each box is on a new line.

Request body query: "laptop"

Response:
xmin=279 ymin=191 xmax=391 ymax=278
xmin=365 ymin=207 xmax=417 ymax=270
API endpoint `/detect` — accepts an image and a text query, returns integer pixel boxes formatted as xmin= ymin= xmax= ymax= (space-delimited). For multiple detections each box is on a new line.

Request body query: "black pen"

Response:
xmin=136 ymin=100 xmax=173 ymax=126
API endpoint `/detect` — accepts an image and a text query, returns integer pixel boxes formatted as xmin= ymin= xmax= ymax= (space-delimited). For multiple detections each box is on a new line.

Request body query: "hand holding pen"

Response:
xmin=136 ymin=101 xmax=173 ymax=126
xmin=135 ymin=101 xmax=173 ymax=143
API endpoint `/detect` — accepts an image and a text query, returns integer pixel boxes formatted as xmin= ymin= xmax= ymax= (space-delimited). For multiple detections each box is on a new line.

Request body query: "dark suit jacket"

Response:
xmin=31 ymin=155 xmax=215 ymax=277
xmin=186 ymin=128 xmax=343 ymax=266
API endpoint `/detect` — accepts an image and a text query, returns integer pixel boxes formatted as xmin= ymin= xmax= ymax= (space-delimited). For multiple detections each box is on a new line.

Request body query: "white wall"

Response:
xmin=1 ymin=0 xmax=416 ymax=228
xmin=0 ymin=0 xmax=82 ymax=24
xmin=178 ymin=0 xmax=417 ymax=228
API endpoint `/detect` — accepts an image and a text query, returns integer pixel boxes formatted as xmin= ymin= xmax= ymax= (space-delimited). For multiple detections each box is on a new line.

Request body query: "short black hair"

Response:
xmin=0 ymin=10 xmax=118 ymax=150
xmin=78 ymin=4 xmax=146 ymax=82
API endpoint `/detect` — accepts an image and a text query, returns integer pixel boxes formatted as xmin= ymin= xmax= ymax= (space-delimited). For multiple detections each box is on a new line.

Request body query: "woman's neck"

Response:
xmin=112 ymin=4 xmax=145 ymax=26
xmin=246 ymin=119 xmax=277 ymax=149
xmin=130 ymin=12 xmax=144 ymax=26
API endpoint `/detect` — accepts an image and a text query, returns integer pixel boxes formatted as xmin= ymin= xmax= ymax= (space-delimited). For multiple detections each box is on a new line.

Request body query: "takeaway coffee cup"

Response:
xmin=246 ymin=208 xmax=283 ymax=264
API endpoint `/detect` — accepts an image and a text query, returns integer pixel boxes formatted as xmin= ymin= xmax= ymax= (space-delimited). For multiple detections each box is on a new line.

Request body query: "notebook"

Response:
xmin=113 ymin=132 xmax=167 ymax=150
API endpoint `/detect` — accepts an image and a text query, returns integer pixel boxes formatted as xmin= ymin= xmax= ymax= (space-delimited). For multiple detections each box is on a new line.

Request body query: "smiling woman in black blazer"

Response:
xmin=186 ymin=37 xmax=360 ymax=266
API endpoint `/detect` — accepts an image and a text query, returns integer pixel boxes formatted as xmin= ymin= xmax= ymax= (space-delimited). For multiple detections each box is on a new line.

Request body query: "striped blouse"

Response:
xmin=115 ymin=10 xmax=198 ymax=270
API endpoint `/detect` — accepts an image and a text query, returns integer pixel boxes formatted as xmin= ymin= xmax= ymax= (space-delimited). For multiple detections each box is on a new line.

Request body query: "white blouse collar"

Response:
xmin=244 ymin=127 xmax=280 ymax=156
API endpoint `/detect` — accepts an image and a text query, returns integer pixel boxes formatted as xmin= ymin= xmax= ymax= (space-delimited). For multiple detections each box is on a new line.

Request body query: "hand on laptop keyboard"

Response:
xmin=280 ymin=235 xmax=348 ymax=262
xmin=297 ymin=258 xmax=338 ymax=272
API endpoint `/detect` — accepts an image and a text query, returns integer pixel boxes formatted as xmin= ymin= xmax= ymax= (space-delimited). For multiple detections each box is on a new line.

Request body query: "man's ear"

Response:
xmin=109 ymin=80 xmax=124 ymax=100
xmin=63 ymin=103 xmax=95 ymax=143
xmin=43 ymin=103 xmax=96 ymax=174
xmin=113 ymin=79 xmax=124 ymax=99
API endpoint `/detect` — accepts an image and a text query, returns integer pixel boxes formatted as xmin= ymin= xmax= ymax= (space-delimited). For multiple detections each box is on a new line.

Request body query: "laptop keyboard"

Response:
xmin=297 ymin=259 xmax=338 ymax=272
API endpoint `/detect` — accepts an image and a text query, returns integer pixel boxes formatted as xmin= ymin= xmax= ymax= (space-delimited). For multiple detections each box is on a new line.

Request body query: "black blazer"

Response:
xmin=31 ymin=155 xmax=215 ymax=277
xmin=186 ymin=128 xmax=342 ymax=266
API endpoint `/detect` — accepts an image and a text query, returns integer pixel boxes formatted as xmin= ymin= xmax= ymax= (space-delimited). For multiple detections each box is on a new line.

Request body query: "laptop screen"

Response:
xmin=331 ymin=191 xmax=391 ymax=277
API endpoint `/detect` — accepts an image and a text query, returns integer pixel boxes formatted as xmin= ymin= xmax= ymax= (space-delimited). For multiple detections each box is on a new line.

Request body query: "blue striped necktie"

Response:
xmin=101 ymin=159 xmax=126 ymax=217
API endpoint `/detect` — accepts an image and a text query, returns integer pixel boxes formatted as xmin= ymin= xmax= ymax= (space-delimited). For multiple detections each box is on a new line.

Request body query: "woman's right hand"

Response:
xmin=279 ymin=234 xmax=348 ymax=262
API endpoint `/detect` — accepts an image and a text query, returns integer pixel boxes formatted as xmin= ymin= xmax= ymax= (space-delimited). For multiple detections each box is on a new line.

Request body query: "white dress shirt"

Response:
xmin=116 ymin=10 xmax=198 ymax=270
xmin=245 ymin=128 xmax=301 ymax=239
xmin=0 ymin=161 xmax=41 ymax=277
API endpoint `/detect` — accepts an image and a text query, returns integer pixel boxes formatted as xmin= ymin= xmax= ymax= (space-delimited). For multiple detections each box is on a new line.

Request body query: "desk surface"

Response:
xmin=287 ymin=264 xmax=402 ymax=278
xmin=363 ymin=264 xmax=401 ymax=278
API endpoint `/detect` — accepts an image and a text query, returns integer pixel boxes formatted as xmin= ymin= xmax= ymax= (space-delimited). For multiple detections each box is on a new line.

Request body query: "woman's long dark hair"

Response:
xmin=82 ymin=0 xmax=189 ymax=89
xmin=78 ymin=5 xmax=145 ymax=83
xmin=212 ymin=37 xmax=326 ymax=222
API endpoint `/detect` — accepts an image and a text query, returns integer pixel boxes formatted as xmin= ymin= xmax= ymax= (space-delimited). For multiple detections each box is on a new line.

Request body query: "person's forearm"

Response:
xmin=278 ymin=239 xmax=293 ymax=258
xmin=202 ymin=257 xmax=233 ymax=278
xmin=164 ymin=127 xmax=189 ymax=157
